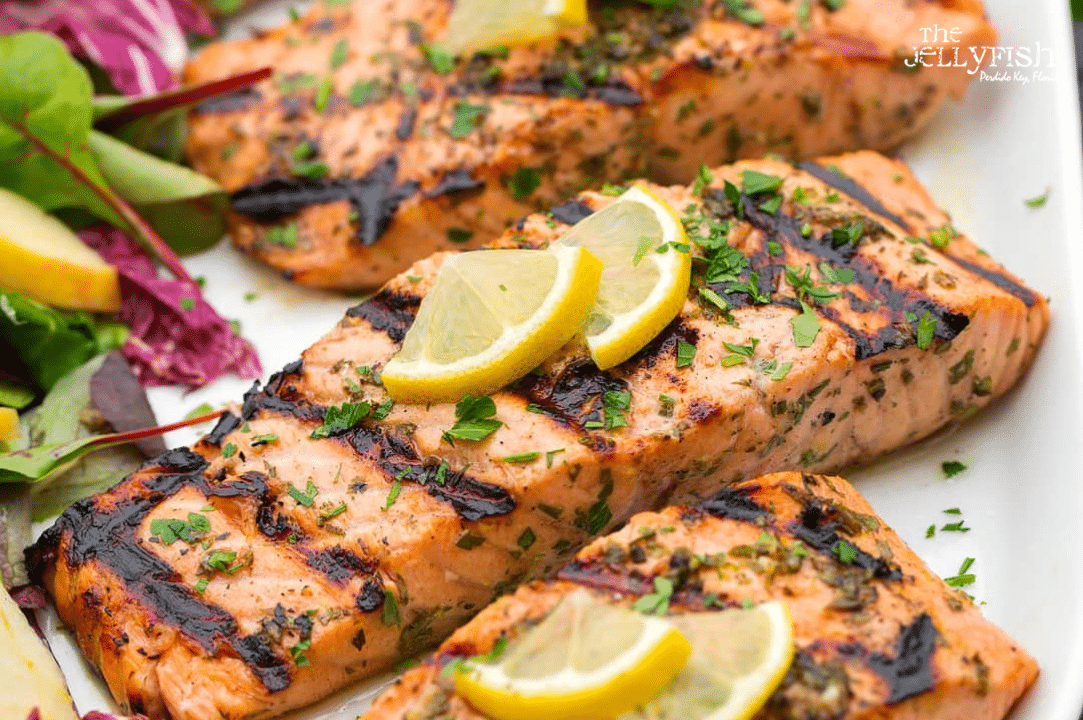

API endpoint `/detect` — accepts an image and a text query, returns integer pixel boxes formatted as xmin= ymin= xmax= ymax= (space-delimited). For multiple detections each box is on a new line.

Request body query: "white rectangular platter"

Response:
xmin=39 ymin=0 xmax=1083 ymax=718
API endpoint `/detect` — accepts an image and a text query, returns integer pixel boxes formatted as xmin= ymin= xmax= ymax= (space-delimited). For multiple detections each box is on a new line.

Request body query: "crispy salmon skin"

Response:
xmin=368 ymin=472 xmax=1038 ymax=720
xmin=28 ymin=151 xmax=1045 ymax=720
xmin=184 ymin=0 xmax=996 ymax=288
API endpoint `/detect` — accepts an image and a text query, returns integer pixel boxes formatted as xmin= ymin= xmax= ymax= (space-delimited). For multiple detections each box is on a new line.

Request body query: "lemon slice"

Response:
xmin=382 ymin=246 xmax=602 ymax=404
xmin=554 ymin=186 xmax=692 ymax=370
xmin=620 ymin=601 xmax=795 ymax=720
xmin=443 ymin=0 xmax=589 ymax=55
xmin=454 ymin=589 xmax=692 ymax=720
xmin=0 ymin=408 xmax=18 ymax=441
xmin=0 ymin=187 xmax=120 ymax=313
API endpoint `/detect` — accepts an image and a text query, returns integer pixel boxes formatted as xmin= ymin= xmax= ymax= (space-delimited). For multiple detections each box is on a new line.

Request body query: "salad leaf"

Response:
xmin=81 ymin=227 xmax=262 ymax=388
xmin=0 ymin=288 xmax=127 ymax=391
xmin=89 ymin=351 xmax=167 ymax=458
xmin=0 ymin=32 xmax=196 ymax=283
xmin=0 ymin=483 xmax=31 ymax=588
xmin=87 ymin=130 xmax=228 ymax=255
xmin=0 ymin=372 xmax=34 ymax=410
xmin=0 ymin=0 xmax=215 ymax=96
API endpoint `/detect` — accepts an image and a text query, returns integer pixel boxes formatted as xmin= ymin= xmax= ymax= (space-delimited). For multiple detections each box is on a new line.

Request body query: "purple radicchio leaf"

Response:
xmin=80 ymin=227 xmax=261 ymax=389
xmin=0 ymin=0 xmax=216 ymax=95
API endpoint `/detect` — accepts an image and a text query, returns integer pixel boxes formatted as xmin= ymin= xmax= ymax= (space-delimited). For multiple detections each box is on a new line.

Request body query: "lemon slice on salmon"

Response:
xmin=554 ymin=186 xmax=692 ymax=369
xmin=620 ymin=601 xmax=795 ymax=720
xmin=454 ymin=589 xmax=692 ymax=720
xmin=381 ymin=246 xmax=602 ymax=404
xmin=442 ymin=0 xmax=589 ymax=55
xmin=0 ymin=408 xmax=18 ymax=441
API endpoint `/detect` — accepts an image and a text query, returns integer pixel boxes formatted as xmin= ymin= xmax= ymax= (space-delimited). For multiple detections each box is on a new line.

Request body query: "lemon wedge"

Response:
xmin=0 ymin=408 xmax=18 ymax=441
xmin=620 ymin=601 xmax=795 ymax=720
xmin=0 ymin=188 xmax=120 ymax=313
xmin=382 ymin=246 xmax=602 ymax=404
xmin=554 ymin=186 xmax=692 ymax=370
xmin=442 ymin=0 xmax=589 ymax=55
xmin=454 ymin=589 xmax=692 ymax=720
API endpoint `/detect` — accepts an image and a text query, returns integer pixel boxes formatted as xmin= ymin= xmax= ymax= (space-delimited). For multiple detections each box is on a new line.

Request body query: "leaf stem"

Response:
xmin=20 ymin=125 xmax=195 ymax=283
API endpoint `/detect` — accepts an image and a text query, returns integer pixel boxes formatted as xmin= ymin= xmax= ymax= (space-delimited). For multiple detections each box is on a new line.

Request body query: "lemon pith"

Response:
xmin=454 ymin=590 xmax=692 ymax=720
xmin=381 ymin=245 xmax=602 ymax=404
xmin=554 ymin=185 xmax=692 ymax=370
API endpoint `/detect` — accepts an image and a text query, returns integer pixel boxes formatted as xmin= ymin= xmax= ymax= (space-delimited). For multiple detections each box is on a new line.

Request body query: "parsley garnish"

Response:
xmin=265 ymin=222 xmax=298 ymax=248
xmin=508 ymin=167 xmax=541 ymax=200
xmin=692 ymin=164 xmax=713 ymax=195
xmin=348 ymin=78 xmax=378 ymax=106
xmin=545 ymin=448 xmax=565 ymax=468
xmin=149 ymin=512 xmax=210 ymax=545
xmin=329 ymin=39 xmax=349 ymax=69
xmin=633 ymin=576 xmax=674 ymax=615
xmin=944 ymin=557 xmax=976 ymax=588
xmin=832 ymin=540 xmax=858 ymax=564
xmin=475 ymin=637 xmax=509 ymax=662
xmin=421 ymin=42 xmax=454 ymax=74
xmin=723 ymin=0 xmax=764 ymax=25
xmin=676 ymin=339 xmax=696 ymax=368
xmin=940 ymin=520 xmax=970 ymax=533
xmin=194 ymin=579 xmax=208 ymax=593
xmin=502 ymin=451 xmax=540 ymax=463
xmin=288 ymin=480 xmax=319 ymax=507
xmin=790 ymin=300 xmax=821 ymax=347
xmin=443 ymin=395 xmax=503 ymax=442
xmin=830 ymin=221 xmax=865 ymax=247
xmin=382 ymin=590 xmax=401 ymax=625
xmin=311 ymin=402 xmax=371 ymax=439
xmin=925 ymin=524 xmax=936 ymax=538
xmin=203 ymin=550 xmax=251 ymax=575
xmin=318 ymin=503 xmax=348 ymax=524
xmin=929 ymin=223 xmax=957 ymax=249
xmin=587 ymin=390 xmax=631 ymax=430
xmin=941 ymin=461 xmax=967 ymax=478
xmin=818 ymin=262 xmax=856 ymax=285
xmin=381 ymin=478 xmax=402 ymax=511
xmin=250 ymin=433 xmax=279 ymax=446
xmin=916 ymin=311 xmax=937 ymax=349
xmin=741 ymin=169 xmax=783 ymax=195
xmin=221 ymin=442 xmax=237 ymax=458
xmin=290 ymin=638 xmax=311 ymax=667
xmin=314 ymin=76 xmax=333 ymax=111
xmin=1025 ymin=190 xmax=1050 ymax=208
xmin=517 ymin=527 xmax=537 ymax=549
xmin=448 ymin=101 xmax=489 ymax=138
xmin=447 ymin=227 xmax=474 ymax=243
xmin=456 ymin=532 xmax=485 ymax=549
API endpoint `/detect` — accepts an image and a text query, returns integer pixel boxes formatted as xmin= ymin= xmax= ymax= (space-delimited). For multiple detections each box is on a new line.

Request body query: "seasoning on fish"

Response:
xmin=28 ymin=151 xmax=1046 ymax=720
xmin=183 ymin=0 xmax=997 ymax=288
xmin=366 ymin=472 xmax=1038 ymax=720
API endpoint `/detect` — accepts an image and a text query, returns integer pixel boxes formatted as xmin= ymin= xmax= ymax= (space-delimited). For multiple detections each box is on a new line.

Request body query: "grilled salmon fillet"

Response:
xmin=28 ymin=150 xmax=1046 ymax=720
xmin=366 ymin=471 xmax=1038 ymax=720
xmin=184 ymin=0 xmax=996 ymax=289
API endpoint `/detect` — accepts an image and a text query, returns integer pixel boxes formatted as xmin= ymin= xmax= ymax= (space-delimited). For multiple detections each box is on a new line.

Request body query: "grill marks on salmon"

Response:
xmin=366 ymin=472 xmax=1038 ymax=720
xmin=28 ymin=151 xmax=1046 ymax=720
xmin=184 ymin=0 xmax=996 ymax=288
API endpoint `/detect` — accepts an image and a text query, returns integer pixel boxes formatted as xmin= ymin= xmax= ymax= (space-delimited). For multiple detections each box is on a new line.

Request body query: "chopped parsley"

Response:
xmin=329 ymin=39 xmax=349 ymax=69
xmin=443 ymin=395 xmax=503 ymax=443
xmin=925 ymin=524 xmax=936 ymax=538
xmin=292 ymin=160 xmax=329 ymax=179
xmin=349 ymin=78 xmax=378 ymax=106
xmin=633 ymin=576 xmax=674 ymax=615
xmin=545 ymin=448 xmax=565 ymax=468
xmin=311 ymin=401 xmax=371 ymax=439
xmin=692 ymin=164 xmax=713 ymax=195
xmin=194 ymin=579 xmax=209 ymax=594
xmin=944 ymin=557 xmax=976 ymax=588
xmin=502 ymin=451 xmax=540 ymax=463
xmin=585 ymin=390 xmax=631 ymax=430
xmin=202 ymin=550 xmax=251 ymax=575
xmin=741 ymin=169 xmax=783 ymax=195
xmin=941 ymin=461 xmax=967 ymax=478
xmin=288 ymin=481 xmax=319 ymax=507
xmin=818 ymin=262 xmax=856 ymax=285
xmin=447 ymin=227 xmax=474 ymax=243
xmin=314 ymin=76 xmax=333 ymax=111
xmin=250 ymin=433 xmax=279 ymax=446
xmin=676 ymin=339 xmax=696 ymax=368
xmin=318 ymin=502 xmax=348 ymax=524
xmin=790 ymin=300 xmax=821 ymax=347
xmin=382 ymin=590 xmax=401 ymax=625
xmin=916 ymin=312 xmax=937 ymax=349
xmin=265 ymin=222 xmax=299 ymax=249
xmin=149 ymin=512 xmax=210 ymax=545
xmin=929 ymin=223 xmax=957 ymax=249
xmin=475 ymin=637 xmax=509 ymax=662
xmin=508 ymin=167 xmax=541 ymax=200
xmin=381 ymin=478 xmax=402 ymax=511
xmin=940 ymin=519 xmax=970 ymax=533
xmin=830 ymin=221 xmax=865 ymax=247
xmin=421 ymin=42 xmax=455 ymax=74
xmin=831 ymin=540 xmax=858 ymax=564
xmin=517 ymin=527 xmax=537 ymax=550
xmin=699 ymin=287 xmax=729 ymax=311
xmin=290 ymin=638 xmax=312 ymax=667
xmin=448 ymin=101 xmax=489 ymax=139
xmin=222 ymin=442 xmax=238 ymax=458
xmin=1024 ymin=190 xmax=1050 ymax=208
xmin=456 ymin=532 xmax=485 ymax=549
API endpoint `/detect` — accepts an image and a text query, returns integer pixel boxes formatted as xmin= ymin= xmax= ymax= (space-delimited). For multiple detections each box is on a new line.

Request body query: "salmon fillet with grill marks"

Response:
xmin=366 ymin=472 xmax=1038 ymax=720
xmin=28 ymin=150 xmax=1046 ymax=720
xmin=184 ymin=0 xmax=996 ymax=289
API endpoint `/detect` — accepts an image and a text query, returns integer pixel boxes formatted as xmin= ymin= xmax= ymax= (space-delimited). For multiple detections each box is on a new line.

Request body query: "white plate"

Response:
xmin=42 ymin=0 xmax=1083 ymax=718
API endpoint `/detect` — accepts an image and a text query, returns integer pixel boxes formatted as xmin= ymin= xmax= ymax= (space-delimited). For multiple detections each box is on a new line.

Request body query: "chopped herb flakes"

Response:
xmin=311 ymin=401 xmax=371 ymax=439
xmin=940 ymin=520 xmax=970 ymax=533
xmin=222 ymin=442 xmax=238 ymax=458
xmin=831 ymin=540 xmax=858 ymax=564
xmin=421 ymin=43 xmax=455 ymax=74
xmin=444 ymin=395 xmax=502 ymax=442
xmin=585 ymin=390 xmax=631 ymax=430
xmin=1025 ymin=190 xmax=1050 ymax=208
xmin=633 ymin=576 xmax=674 ymax=615
xmin=382 ymin=590 xmax=401 ymax=625
xmin=941 ymin=461 xmax=967 ymax=478
xmin=944 ymin=557 xmax=976 ymax=588
xmin=456 ymin=532 xmax=485 ymax=550
xmin=741 ymin=169 xmax=783 ymax=195
xmin=676 ymin=339 xmax=696 ymax=368
xmin=202 ymin=550 xmax=251 ymax=575
xmin=288 ymin=480 xmax=319 ymax=507
xmin=502 ymin=451 xmax=540 ymax=463
xmin=150 ymin=512 xmax=210 ymax=545
xmin=929 ymin=223 xmax=957 ymax=249
xmin=517 ymin=527 xmax=537 ymax=550
xmin=916 ymin=312 xmax=937 ymax=349
xmin=265 ymin=223 xmax=299 ymax=249
xmin=447 ymin=227 xmax=474 ymax=243
xmin=508 ymin=167 xmax=541 ymax=200
xmin=545 ymin=448 xmax=565 ymax=468
xmin=329 ymin=39 xmax=349 ymax=69
xmin=723 ymin=0 xmax=764 ymax=24
xmin=692 ymin=164 xmax=713 ymax=196
xmin=382 ymin=478 xmax=402 ymax=511
xmin=448 ymin=101 xmax=488 ymax=139
xmin=790 ymin=301 xmax=821 ymax=347
xmin=349 ymin=78 xmax=378 ymax=106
